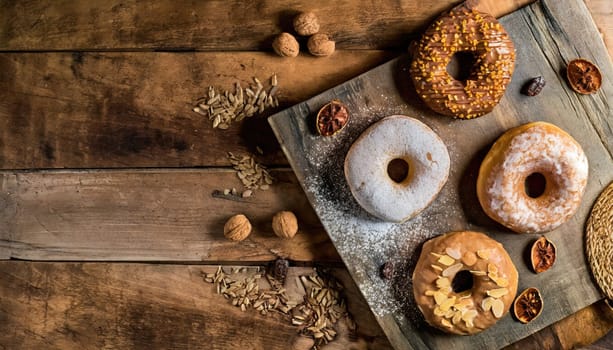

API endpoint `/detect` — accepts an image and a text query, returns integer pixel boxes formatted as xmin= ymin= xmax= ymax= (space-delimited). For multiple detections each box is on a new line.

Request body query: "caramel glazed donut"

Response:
xmin=477 ymin=122 xmax=589 ymax=234
xmin=409 ymin=3 xmax=515 ymax=119
xmin=344 ymin=115 xmax=450 ymax=223
xmin=413 ymin=231 xmax=518 ymax=335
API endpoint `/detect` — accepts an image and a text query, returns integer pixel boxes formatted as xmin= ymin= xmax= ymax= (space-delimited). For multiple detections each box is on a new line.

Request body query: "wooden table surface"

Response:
xmin=0 ymin=0 xmax=612 ymax=349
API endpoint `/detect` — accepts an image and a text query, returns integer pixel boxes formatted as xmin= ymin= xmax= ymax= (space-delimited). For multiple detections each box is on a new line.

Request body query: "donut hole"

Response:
xmin=525 ymin=172 xmax=547 ymax=198
xmin=387 ymin=158 xmax=410 ymax=184
xmin=452 ymin=270 xmax=474 ymax=293
xmin=447 ymin=51 xmax=477 ymax=83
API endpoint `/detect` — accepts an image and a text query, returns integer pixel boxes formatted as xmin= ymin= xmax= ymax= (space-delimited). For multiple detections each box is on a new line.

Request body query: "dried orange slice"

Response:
xmin=513 ymin=287 xmax=543 ymax=324
xmin=531 ymin=236 xmax=556 ymax=273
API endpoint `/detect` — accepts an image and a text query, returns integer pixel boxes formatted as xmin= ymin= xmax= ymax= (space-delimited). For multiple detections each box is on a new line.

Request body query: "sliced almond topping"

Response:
xmin=434 ymin=291 xmax=448 ymax=305
xmin=454 ymin=298 xmax=472 ymax=310
xmin=481 ymin=297 xmax=494 ymax=311
xmin=491 ymin=298 xmax=505 ymax=318
xmin=462 ymin=251 xmax=478 ymax=266
xmin=488 ymin=271 xmax=499 ymax=281
xmin=487 ymin=288 xmax=509 ymax=298
xmin=430 ymin=252 xmax=442 ymax=258
xmin=487 ymin=263 xmax=498 ymax=275
xmin=438 ymin=255 xmax=455 ymax=266
xmin=477 ymin=249 xmax=490 ymax=260
xmin=436 ymin=277 xmax=451 ymax=289
xmin=441 ymin=319 xmax=453 ymax=328
xmin=440 ymin=296 xmax=456 ymax=311
xmin=442 ymin=263 xmax=464 ymax=277
xmin=444 ymin=308 xmax=455 ymax=318
xmin=465 ymin=320 xmax=474 ymax=328
xmin=431 ymin=264 xmax=443 ymax=272
xmin=434 ymin=306 xmax=446 ymax=316
xmin=462 ymin=309 xmax=478 ymax=322
xmin=445 ymin=247 xmax=462 ymax=260
xmin=452 ymin=311 xmax=463 ymax=325
xmin=439 ymin=286 xmax=452 ymax=294
xmin=458 ymin=291 xmax=472 ymax=300
xmin=470 ymin=270 xmax=487 ymax=276
xmin=425 ymin=290 xmax=437 ymax=296
xmin=491 ymin=275 xmax=509 ymax=287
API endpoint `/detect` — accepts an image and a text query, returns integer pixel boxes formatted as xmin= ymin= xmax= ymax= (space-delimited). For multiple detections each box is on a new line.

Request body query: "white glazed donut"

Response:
xmin=344 ymin=115 xmax=450 ymax=223
xmin=477 ymin=122 xmax=589 ymax=233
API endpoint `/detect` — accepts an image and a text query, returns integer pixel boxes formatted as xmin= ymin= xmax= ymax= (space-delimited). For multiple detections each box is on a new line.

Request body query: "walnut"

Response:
xmin=272 ymin=211 xmax=298 ymax=239
xmin=307 ymin=33 xmax=335 ymax=57
xmin=223 ymin=214 xmax=252 ymax=241
xmin=272 ymin=32 xmax=299 ymax=58
xmin=293 ymin=11 xmax=320 ymax=36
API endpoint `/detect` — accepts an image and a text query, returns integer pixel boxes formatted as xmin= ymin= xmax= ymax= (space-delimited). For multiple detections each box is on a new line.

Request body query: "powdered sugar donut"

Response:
xmin=477 ymin=122 xmax=588 ymax=233
xmin=344 ymin=115 xmax=450 ymax=223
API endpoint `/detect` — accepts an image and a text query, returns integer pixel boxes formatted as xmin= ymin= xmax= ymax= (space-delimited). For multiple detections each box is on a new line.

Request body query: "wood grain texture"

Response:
xmin=269 ymin=0 xmax=613 ymax=349
xmin=0 ymin=262 xmax=393 ymax=350
xmin=503 ymin=300 xmax=613 ymax=350
xmin=0 ymin=51 xmax=394 ymax=169
xmin=0 ymin=0 xmax=532 ymax=51
xmin=585 ymin=0 xmax=613 ymax=60
xmin=0 ymin=169 xmax=340 ymax=262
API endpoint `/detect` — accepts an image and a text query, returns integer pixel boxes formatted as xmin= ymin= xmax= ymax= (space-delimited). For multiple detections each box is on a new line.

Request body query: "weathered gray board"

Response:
xmin=269 ymin=0 xmax=613 ymax=349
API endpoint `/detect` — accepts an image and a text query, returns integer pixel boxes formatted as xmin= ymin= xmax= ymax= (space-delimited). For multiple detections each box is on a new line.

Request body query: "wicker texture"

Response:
xmin=586 ymin=182 xmax=613 ymax=300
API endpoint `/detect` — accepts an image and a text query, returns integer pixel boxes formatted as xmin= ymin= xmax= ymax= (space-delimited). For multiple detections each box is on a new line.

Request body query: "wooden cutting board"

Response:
xmin=269 ymin=0 xmax=613 ymax=349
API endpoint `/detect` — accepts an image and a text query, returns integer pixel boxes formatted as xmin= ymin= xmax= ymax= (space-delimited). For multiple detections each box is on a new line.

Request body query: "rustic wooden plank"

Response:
xmin=0 ymin=262 xmax=393 ymax=350
xmin=0 ymin=169 xmax=341 ymax=262
xmin=0 ymin=51 xmax=394 ymax=169
xmin=585 ymin=0 xmax=613 ymax=59
xmin=269 ymin=0 xmax=613 ymax=349
xmin=503 ymin=300 xmax=613 ymax=350
xmin=0 ymin=0 xmax=532 ymax=51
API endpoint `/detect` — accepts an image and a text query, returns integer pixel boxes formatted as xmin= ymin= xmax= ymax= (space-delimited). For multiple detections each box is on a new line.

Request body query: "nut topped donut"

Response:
xmin=477 ymin=122 xmax=589 ymax=234
xmin=344 ymin=115 xmax=450 ymax=223
xmin=410 ymin=2 xmax=515 ymax=119
xmin=413 ymin=231 xmax=518 ymax=335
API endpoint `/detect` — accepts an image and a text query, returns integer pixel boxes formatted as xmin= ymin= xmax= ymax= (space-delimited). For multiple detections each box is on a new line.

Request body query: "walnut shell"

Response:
xmin=307 ymin=33 xmax=335 ymax=57
xmin=224 ymin=214 xmax=252 ymax=241
xmin=293 ymin=12 xmax=320 ymax=36
xmin=272 ymin=211 xmax=298 ymax=239
xmin=272 ymin=32 xmax=300 ymax=58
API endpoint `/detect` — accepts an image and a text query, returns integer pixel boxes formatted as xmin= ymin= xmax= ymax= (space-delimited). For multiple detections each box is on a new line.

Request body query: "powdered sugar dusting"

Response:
xmin=344 ymin=116 xmax=451 ymax=222
xmin=297 ymin=87 xmax=464 ymax=320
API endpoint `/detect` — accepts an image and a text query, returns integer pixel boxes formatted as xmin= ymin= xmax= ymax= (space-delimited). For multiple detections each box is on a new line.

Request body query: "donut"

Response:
xmin=409 ymin=2 xmax=515 ymax=119
xmin=477 ymin=122 xmax=589 ymax=234
xmin=413 ymin=231 xmax=518 ymax=335
xmin=344 ymin=115 xmax=450 ymax=223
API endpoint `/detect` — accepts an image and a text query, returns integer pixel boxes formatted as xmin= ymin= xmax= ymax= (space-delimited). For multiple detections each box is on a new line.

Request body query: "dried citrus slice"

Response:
xmin=513 ymin=287 xmax=543 ymax=324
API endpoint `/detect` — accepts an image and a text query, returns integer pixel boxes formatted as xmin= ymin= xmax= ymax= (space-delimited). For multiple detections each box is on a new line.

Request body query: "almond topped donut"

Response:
xmin=477 ymin=122 xmax=589 ymax=234
xmin=413 ymin=231 xmax=518 ymax=335
xmin=409 ymin=2 xmax=515 ymax=119
xmin=344 ymin=115 xmax=450 ymax=223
